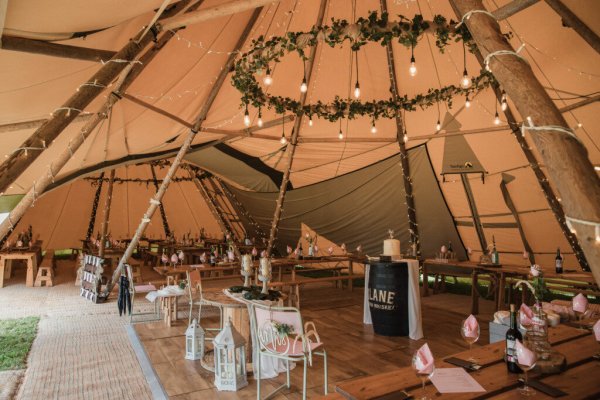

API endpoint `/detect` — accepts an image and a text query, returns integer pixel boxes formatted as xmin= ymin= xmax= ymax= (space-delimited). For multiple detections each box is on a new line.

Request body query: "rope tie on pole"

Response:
xmin=456 ymin=9 xmax=497 ymax=28
xmin=521 ymin=116 xmax=582 ymax=144
xmin=484 ymin=44 xmax=528 ymax=72
xmin=150 ymin=199 xmax=161 ymax=205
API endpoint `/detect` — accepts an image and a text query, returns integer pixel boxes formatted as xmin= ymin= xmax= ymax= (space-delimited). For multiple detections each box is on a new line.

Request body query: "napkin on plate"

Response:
xmin=593 ymin=320 xmax=600 ymax=342
xmin=463 ymin=315 xmax=479 ymax=338
xmin=415 ymin=343 xmax=435 ymax=374
xmin=572 ymin=293 xmax=588 ymax=313
xmin=520 ymin=303 xmax=534 ymax=326
xmin=516 ymin=339 xmax=536 ymax=367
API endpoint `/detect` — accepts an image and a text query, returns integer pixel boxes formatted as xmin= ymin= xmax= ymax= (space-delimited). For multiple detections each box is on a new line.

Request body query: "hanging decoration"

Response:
xmin=232 ymin=11 xmax=496 ymax=123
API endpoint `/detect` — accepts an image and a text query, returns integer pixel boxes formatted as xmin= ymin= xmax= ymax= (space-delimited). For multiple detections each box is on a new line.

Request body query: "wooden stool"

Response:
xmin=34 ymin=266 xmax=54 ymax=287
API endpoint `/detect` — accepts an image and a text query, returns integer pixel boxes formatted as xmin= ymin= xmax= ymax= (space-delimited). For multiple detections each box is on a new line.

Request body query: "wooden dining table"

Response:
xmin=323 ymin=324 xmax=599 ymax=400
xmin=0 ymin=242 xmax=43 ymax=288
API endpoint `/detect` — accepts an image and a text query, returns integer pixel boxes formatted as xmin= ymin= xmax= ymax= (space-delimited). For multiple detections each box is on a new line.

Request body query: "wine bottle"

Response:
xmin=491 ymin=236 xmax=499 ymax=264
xmin=506 ymin=304 xmax=522 ymax=373
xmin=555 ymin=247 xmax=563 ymax=274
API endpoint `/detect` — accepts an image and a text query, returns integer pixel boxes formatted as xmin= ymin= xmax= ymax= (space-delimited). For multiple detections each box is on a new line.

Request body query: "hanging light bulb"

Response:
xmin=501 ymin=90 xmax=508 ymax=111
xmin=370 ymin=120 xmax=377 ymax=134
xmin=436 ymin=119 xmax=441 ymax=131
xmin=494 ymin=111 xmax=501 ymax=125
xmin=308 ymin=115 xmax=313 ymax=127
xmin=263 ymin=67 xmax=273 ymax=86
xmin=243 ymin=107 xmax=251 ymax=127
xmin=461 ymin=69 xmax=471 ymax=88
xmin=403 ymin=131 xmax=408 ymax=143
xmin=280 ymin=133 xmax=287 ymax=144
xmin=409 ymin=56 xmax=417 ymax=77
xmin=465 ymin=95 xmax=471 ymax=108
xmin=257 ymin=110 xmax=263 ymax=128
xmin=354 ymin=81 xmax=360 ymax=98
xmin=338 ymin=129 xmax=344 ymax=140
xmin=300 ymin=77 xmax=308 ymax=93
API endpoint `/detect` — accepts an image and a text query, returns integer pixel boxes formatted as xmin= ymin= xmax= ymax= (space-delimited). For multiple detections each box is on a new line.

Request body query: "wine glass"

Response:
xmin=460 ymin=319 xmax=480 ymax=362
xmin=516 ymin=338 xmax=537 ymax=397
xmin=411 ymin=351 xmax=435 ymax=400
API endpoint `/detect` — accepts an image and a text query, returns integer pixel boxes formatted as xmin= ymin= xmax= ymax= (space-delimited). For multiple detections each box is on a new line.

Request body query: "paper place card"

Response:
xmin=430 ymin=368 xmax=486 ymax=393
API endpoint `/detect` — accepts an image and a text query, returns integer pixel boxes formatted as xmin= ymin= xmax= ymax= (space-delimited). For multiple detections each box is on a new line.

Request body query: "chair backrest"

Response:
xmin=125 ymin=264 xmax=135 ymax=294
xmin=249 ymin=303 xmax=305 ymax=355
xmin=186 ymin=270 xmax=203 ymax=299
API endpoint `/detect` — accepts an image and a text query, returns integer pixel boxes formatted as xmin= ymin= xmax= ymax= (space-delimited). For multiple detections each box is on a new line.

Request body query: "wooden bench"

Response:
xmin=34 ymin=249 xmax=56 ymax=287
xmin=270 ymin=274 xmax=358 ymax=308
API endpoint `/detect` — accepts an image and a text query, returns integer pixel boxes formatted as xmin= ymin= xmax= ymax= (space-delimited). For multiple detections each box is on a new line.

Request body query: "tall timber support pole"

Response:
xmin=98 ymin=169 xmax=116 ymax=258
xmin=103 ymin=8 xmax=263 ymax=297
xmin=450 ymin=0 xmax=600 ymax=283
xmin=265 ymin=0 xmax=328 ymax=256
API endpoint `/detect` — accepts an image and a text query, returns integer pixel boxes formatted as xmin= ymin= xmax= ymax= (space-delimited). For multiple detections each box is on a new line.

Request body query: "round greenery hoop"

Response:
xmin=232 ymin=11 xmax=497 ymax=122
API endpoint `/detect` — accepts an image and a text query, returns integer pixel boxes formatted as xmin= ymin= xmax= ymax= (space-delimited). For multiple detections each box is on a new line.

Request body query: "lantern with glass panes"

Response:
xmin=214 ymin=319 xmax=248 ymax=391
xmin=185 ymin=319 xmax=205 ymax=360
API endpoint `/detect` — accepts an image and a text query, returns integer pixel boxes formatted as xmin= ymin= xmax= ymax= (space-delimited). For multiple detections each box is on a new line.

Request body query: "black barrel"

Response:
xmin=368 ymin=261 xmax=409 ymax=336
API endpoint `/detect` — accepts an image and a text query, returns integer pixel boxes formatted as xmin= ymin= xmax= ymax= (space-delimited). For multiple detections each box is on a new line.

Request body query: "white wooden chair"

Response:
xmin=249 ymin=303 xmax=328 ymax=400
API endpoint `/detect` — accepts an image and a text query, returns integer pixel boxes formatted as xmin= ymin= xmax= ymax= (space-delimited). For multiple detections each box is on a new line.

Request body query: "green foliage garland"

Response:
xmin=232 ymin=11 xmax=496 ymax=122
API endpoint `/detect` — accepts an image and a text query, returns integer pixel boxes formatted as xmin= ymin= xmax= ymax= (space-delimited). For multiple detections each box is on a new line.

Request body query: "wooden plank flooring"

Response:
xmin=134 ymin=280 xmax=498 ymax=399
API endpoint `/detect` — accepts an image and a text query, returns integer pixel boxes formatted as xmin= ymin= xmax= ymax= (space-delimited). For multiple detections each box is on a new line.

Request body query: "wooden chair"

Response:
xmin=126 ymin=264 xmax=159 ymax=323
xmin=249 ymin=303 xmax=328 ymax=400
xmin=186 ymin=270 xmax=223 ymax=333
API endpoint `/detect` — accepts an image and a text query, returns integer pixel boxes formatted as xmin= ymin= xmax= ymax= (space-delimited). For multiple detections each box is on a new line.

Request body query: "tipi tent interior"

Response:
xmin=0 ymin=0 xmax=599 ymax=398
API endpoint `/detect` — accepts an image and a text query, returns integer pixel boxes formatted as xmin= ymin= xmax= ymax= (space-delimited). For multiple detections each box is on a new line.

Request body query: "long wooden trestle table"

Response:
xmin=422 ymin=260 xmax=597 ymax=315
xmin=324 ymin=324 xmax=599 ymax=400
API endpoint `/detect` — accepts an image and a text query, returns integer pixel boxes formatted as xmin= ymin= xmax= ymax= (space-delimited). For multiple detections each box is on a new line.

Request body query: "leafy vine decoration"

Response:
xmin=231 ymin=11 xmax=497 ymax=122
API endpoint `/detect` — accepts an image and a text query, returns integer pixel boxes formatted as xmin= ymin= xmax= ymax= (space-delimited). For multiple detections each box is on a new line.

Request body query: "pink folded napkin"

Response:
xmin=161 ymin=254 xmax=168 ymax=263
xmin=252 ymin=247 xmax=258 ymax=256
xmin=593 ymin=320 xmax=600 ymax=342
xmin=415 ymin=343 xmax=435 ymax=374
xmin=520 ymin=303 xmax=534 ymax=326
xmin=170 ymin=254 xmax=179 ymax=264
xmin=463 ymin=315 xmax=479 ymax=338
xmin=515 ymin=339 xmax=536 ymax=367
xmin=572 ymin=293 xmax=588 ymax=313
xmin=286 ymin=245 xmax=293 ymax=254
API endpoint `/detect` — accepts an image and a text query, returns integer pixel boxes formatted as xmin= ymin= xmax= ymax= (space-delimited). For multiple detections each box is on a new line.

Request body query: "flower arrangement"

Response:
xmin=529 ymin=264 xmax=549 ymax=302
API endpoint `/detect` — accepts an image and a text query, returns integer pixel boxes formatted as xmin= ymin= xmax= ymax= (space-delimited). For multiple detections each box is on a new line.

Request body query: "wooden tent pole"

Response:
xmin=500 ymin=175 xmax=536 ymax=265
xmin=103 ymin=8 xmax=263 ymax=297
xmin=0 ymin=0 xmax=198 ymax=194
xmin=461 ymin=175 xmax=488 ymax=252
xmin=381 ymin=0 xmax=421 ymax=255
xmin=492 ymin=0 xmax=539 ymax=20
xmin=450 ymin=0 xmax=600 ymax=283
xmin=265 ymin=0 xmax=328 ymax=256
xmin=149 ymin=165 xmax=172 ymax=237
xmin=85 ymin=172 xmax=105 ymax=242
xmin=1 ymin=36 xmax=116 ymax=62
xmin=544 ymin=0 xmax=600 ymax=55
xmin=0 ymin=66 xmax=132 ymax=242
xmin=450 ymin=0 xmax=591 ymax=271
xmin=98 ymin=170 xmax=116 ymax=258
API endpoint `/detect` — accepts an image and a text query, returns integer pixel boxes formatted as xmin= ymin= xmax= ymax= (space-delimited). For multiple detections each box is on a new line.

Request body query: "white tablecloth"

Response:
xmin=363 ymin=259 xmax=423 ymax=340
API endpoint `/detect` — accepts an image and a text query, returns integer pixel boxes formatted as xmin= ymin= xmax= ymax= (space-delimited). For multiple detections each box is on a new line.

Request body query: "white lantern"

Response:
xmin=185 ymin=319 xmax=205 ymax=360
xmin=214 ymin=320 xmax=248 ymax=391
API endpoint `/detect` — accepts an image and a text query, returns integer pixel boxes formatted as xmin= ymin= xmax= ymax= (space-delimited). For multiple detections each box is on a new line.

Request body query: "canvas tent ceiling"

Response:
xmin=0 ymin=0 xmax=598 ymax=269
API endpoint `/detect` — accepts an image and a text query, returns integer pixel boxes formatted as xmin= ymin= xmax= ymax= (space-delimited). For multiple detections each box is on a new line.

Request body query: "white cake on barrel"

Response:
xmin=383 ymin=229 xmax=401 ymax=257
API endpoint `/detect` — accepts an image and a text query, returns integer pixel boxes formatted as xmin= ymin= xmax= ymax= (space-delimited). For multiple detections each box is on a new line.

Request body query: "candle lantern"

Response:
xmin=259 ymin=256 xmax=272 ymax=294
xmin=185 ymin=319 xmax=205 ymax=361
xmin=241 ymin=254 xmax=253 ymax=287
xmin=214 ymin=320 xmax=248 ymax=391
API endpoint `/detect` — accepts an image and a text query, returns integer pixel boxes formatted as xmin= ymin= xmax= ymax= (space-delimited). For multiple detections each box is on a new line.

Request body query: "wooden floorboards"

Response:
xmin=134 ymin=280 xmax=498 ymax=399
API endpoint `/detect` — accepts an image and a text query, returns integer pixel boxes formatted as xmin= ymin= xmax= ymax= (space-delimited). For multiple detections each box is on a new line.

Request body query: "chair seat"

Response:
xmin=135 ymin=284 xmax=156 ymax=293
xmin=264 ymin=341 xmax=323 ymax=357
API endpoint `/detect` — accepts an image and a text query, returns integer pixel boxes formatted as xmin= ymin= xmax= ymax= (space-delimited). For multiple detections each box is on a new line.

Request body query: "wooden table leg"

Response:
xmin=471 ymin=271 xmax=479 ymax=315
xmin=497 ymin=272 xmax=506 ymax=311
xmin=349 ymin=261 xmax=354 ymax=291
xmin=422 ymin=265 xmax=429 ymax=296
xmin=26 ymin=257 xmax=36 ymax=287
xmin=0 ymin=257 xmax=5 ymax=288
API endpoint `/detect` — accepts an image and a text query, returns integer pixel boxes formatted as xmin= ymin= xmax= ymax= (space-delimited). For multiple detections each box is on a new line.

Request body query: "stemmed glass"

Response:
xmin=516 ymin=338 xmax=537 ymax=397
xmin=411 ymin=351 xmax=435 ymax=400
xmin=461 ymin=319 xmax=480 ymax=362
